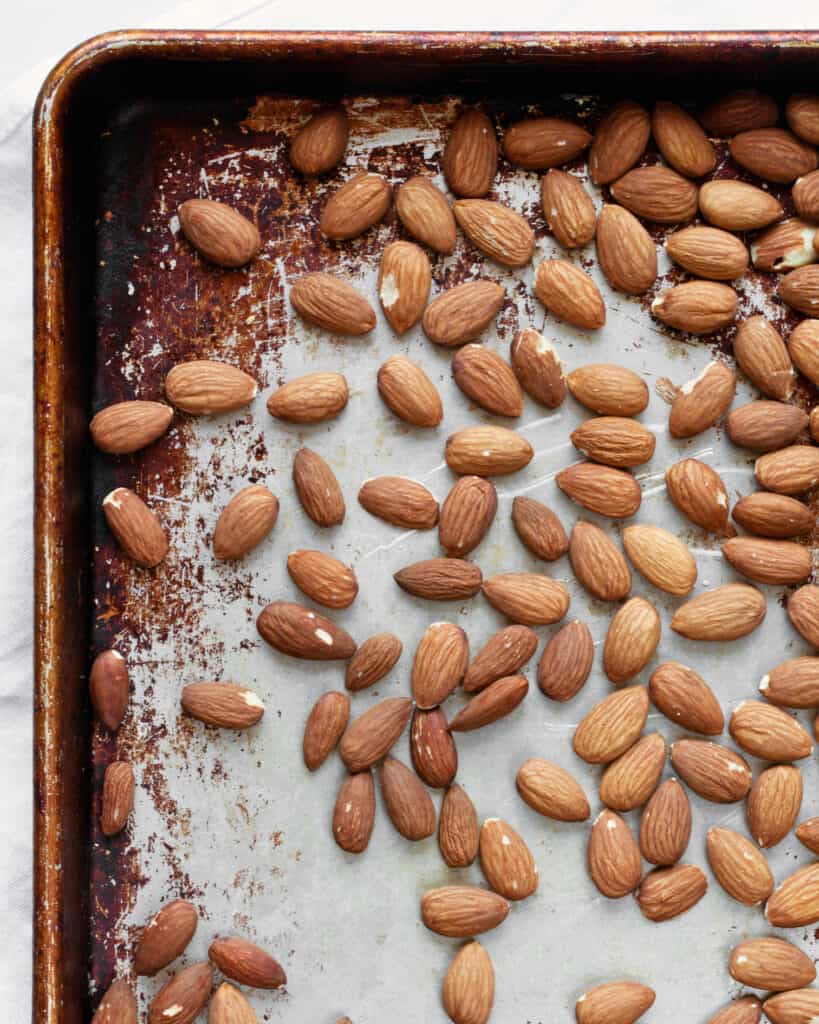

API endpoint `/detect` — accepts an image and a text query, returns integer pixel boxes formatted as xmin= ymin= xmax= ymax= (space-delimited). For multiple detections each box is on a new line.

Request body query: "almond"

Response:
xmin=569 ymin=521 xmax=631 ymax=601
xmin=767 ymin=862 xmax=819 ymax=927
xmin=358 ymin=476 xmax=438 ymax=529
xmin=567 ymin=363 xmax=649 ymax=416
xmin=571 ymin=416 xmax=655 ymax=467
xmin=665 ymin=457 xmax=730 ymax=532
xmin=213 ymin=485 xmax=279 ymax=560
xmin=333 ymin=770 xmax=375 ymax=853
xmin=504 ymin=116 xmax=591 ymax=169
xmin=653 ymin=284 xmax=738 ymax=335
xmin=788 ymin=93 xmax=819 ymax=144
xmin=700 ymin=89 xmax=778 ymax=135
xmin=595 ymin=204 xmax=657 ymax=295
xmin=448 ymin=674 xmax=528 ymax=732
xmin=761 ymin=657 xmax=819 ymax=707
xmin=442 ymin=941 xmax=494 ymax=1024
xmin=603 ymin=596 xmax=661 ymax=685
xmin=289 ymin=107 xmax=348 ymax=175
xmin=669 ymin=360 xmax=736 ymax=435
xmin=421 ymin=886 xmax=509 ymax=938
xmin=510 ymin=328 xmax=566 ymax=408
xmin=412 ymin=622 xmax=469 ymax=709
xmin=181 ymin=683 xmax=264 ymax=729
xmin=734 ymin=316 xmax=795 ymax=400
xmin=257 ymin=601 xmax=355 ymax=660
xmin=706 ymin=827 xmax=774 ymax=905
xmin=443 ymin=109 xmax=497 ymax=197
xmin=103 ymin=488 xmax=169 ymax=568
xmin=755 ymin=444 xmax=819 ymax=493
xmin=722 ymin=536 xmax=811 ymax=585
xmin=378 ymin=240 xmax=431 ymax=334
xmin=790 ymin=320 xmax=819 ymax=384
xmin=178 ymin=199 xmax=260 ymax=267
xmin=573 ymin=685 xmax=649 ymax=764
xmin=92 ymin=979 xmax=137 ymax=1024
xmin=733 ymin=492 xmax=813 ymax=538
xmin=534 ymin=258 xmax=606 ymax=329
xmin=454 ymin=199 xmax=535 ymax=268
xmin=730 ymin=700 xmax=813 ymax=761
xmin=639 ymin=778 xmax=691 ymax=866
xmin=575 ymin=981 xmax=655 ymax=1024
xmin=537 ymin=620 xmax=594 ymax=701
xmin=610 ymin=165 xmax=698 ymax=224
xmin=345 ymin=633 xmax=402 ymax=692
xmin=135 ymin=899 xmax=197 ymax=976
xmin=451 ymin=344 xmax=524 ymax=416
xmin=780 ymin=265 xmax=819 ymax=316
xmin=726 ymin=401 xmax=808 ymax=451
xmin=796 ymin=816 xmax=819 ymax=853
xmin=287 ymin=549 xmax=358 ymax=608
xmin=90 ymin=400 xmax=173 ymax=454
xmin=445 ymin=425 xmax=533 ymax=476
xmin=588 ymin=810 xmax=642 ymax=898
xmin=730 ymin=937 xmax=815 ymax=992
xmin=752 ymin=218 xmax=818 ymax=272
xmin=379 ymin=756 xmax=436 ymax=841
xmin=339 ymin=697 xmax=412 ymax=773
xmin=600 ymin=733 xmax=665 ymax=811
xmin=794 ymin=168 xmax=819 ymax=221
xmin=747 ymin=764 xmax=803 ymax=848
xmin=422 ymin=280 xmax=505 ymax=347
xmin=464 ymin=625 xmax=538 ymax=693
xmin=789 ymin=583 xmax=819 ymax=646
xmin=666 ymin=225 xmax=749 ymax=280
xmin=698 ymin=179 xmax=784 ymax=231
xmin=516 ymin=758 xmax=591 ymax=822
xmin=636 ymin=864 xmax=707 ymax=921
xmin=303 ymin=691 xmax=351 ymax=771
xmin=411 ymin=707 xmax=458 ymax=788
xmin=671 ymin=583 xmax=766 ymax=641
xmin=90 ymin=650 xmax=129 ymax=732
xmin=395 ymin=175 xmax=456 ymax=253
xmin=589 ymin=100 xmax=651 ymax=185
xmin=209 ymin=982 xmax=258 ymax=1024
xmin=652 ymin=100 xmax=716 ymax=177
xmin=293 ymin=447 xmax=345 ymax=526
xmin=648 ymin=662 xmax=724 ymax=735
xmin=479 ymin=818 xmax=538 ymax=900
xmin=556 ymin=463 xmax=641 ymax=518
xmin=320 ymin=170 xmax=390 ymax=239
xmin=541 ymin=169 xmax=596 ymax=249
xmin=623 ymin=524 xmax=697 ymax=596
xmin=290 ymin=273 xmax=376 ymax=335
xmin=481 ymin=572 xmax=570 ymax=626
xmin=670 ymin=738 xmax=751 ymax=802
xmin=165 ymin=359 xmax=257 ymax=414
xmin=511 ymin=496 xmax=569 ymax=561
xmin=764 ymin=989 xmax=819 ymax=1024
xmin=730 ymin=128 xmax=817 ymax=183
xmin=209 ymin=936 xmax=286 ymax=989
xmin=394 ymin=557 xmax=482 ymax=600
xmin=267 ymin=372 xmax=348 ymax=425
xmin=439 ymin=476 xmax=497 ymax=557
xmin=439 ymin=783 xmax=479 ymax=867
xmin=148 ymin=962 xmax=212 ymax=1024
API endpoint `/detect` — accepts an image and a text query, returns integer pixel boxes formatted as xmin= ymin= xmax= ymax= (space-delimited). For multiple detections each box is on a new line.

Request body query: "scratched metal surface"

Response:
xmin=89 ymin=90 xmax=818 ymax=1022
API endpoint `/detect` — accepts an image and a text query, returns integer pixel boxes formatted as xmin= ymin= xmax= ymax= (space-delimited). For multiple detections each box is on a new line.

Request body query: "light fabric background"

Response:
xmin=1 ymin=3 xmax=817 ymax=1020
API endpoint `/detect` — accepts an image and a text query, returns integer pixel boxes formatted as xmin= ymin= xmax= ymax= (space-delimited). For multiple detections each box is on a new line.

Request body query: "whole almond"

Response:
xmin=482 ymin=572 xmax=570 ymax=626
xmin=181 ymin=683 xmax=264 ymax=729
xmin=653 ymin=100 xmax=716 ymax=177
xmin=537 ymin=620 xmax=594 ymax=701
xmin=378 ymin=240 xmax=431 ymax=334
xmin=556 ymin=463 xmax=642 ymax=518
xmin=379 ymin=756 xmax=436 ymax=841
xmin=178 ymin=199 xmax=260 ymax=267
xmin=730 ymin=700 xmax=813 ymax=761
xmin=734 ymin=316 xmax=795 ymax=400
xmin=339 ymin=697 xmax=412 ymax=773
xmin=135 ymin=899 xmax=198 ymax=976
xmin=209 ymin=936 xmax=286 ymax=989
xmin=639 ymin=778 xmax=692 ymax=865
xmin=534 ymin=259 xmax=606 ymax=329
xmin=93 ymin=980 xmax=137 ymax=1024
xmin=333 ymin=770 xmax=375 ymax=854
xmin=358 ymin=476 xmax=438 ymax=529
xmin=395 ymin=176 xmax=457 ymax=253
xmin=445 ymin=425 xmax=533 ymax=477
xmin=756 ymin=445 xmax=819 ymax=493
xmin=722 ymin=536 xmax=811 ymax=585
xmin=448 ymin=675 xmax=529 ymax=732
xmin=589 ymin=100 xmax=651 ymax=185
xmin=588 ymin=810 xmax=642 ymax=898
xmin=411 ymin=707 xmax=458 ymax=788
xmin=454 ymin=199 xmax=535 ymax=268
xmin=706 ymin=827 xmax=774 ymax=905
xmin=767 ymin=862 xmax=819 ymax=927
xmin=698 ymin=179 xmax=784 ymax=231
xmin=293 ymin=447 xmax=345 ymax=526
xmin=345 ymin=633 xmax=402 ymax=692
xmin=412 ymin=622 xmax=469 ymax=709
xmin=796 ymin=817 xmax=819 ymax=853
xmin=666 ymin=226 xmax=749 ymax=280
xmin=747 ymin=764 xmax=803 ymax=848
xmin=780 ymin=265 xmax=819 ymax=316
xmin=504 ymin=116 xmax=592 ymax=169
xmin=623 ymin=525 xmax=697 ymax=596
xmin=752 ymin=218 xmax=818 ymax=272
xmin=790 ymin=320 xmax=819 ymax=384
xmin=665 ymin=458 xmax=730 ymax=532
xmin=733 ymin=492 xmax=813 ymax=538
xmin=439 ymin=783 xmax=479 ymax=867
xmin=511 ymin=496 xmax=569 ymax=561
xmin=700 ymin=89 xmax=778 ymax=135
xmin=422 ymin=281 xmax=505 ymax=347
xmin=670 ymin=738 xmax=751 ymax=802
xmin=573 ymin=685 xmax=649 ymax=764
xmin=257 ymin=601 xmax=356 ymax=660
xmin=567 ymin=363 xmax=649 ymax=416
xmin=636 ymin=864 xmax=707 ymax=921
xmin=600 ymin=733 xmax=665 ymax=811
xmin=465 ymin=625 xmax=538 ymax=693
xmin=303 ymin=691 xmax=351 ymax=771
xmin=649 ymin=662 xmax=724 ymax=735
xmin=439 ymin=476 xmax=497 ymax=557
xmin=443 ymin=109 xmax=497 ymax=197
xmin=764 ymin=989 xmax=819 ymax=1024
xmin=510 ymin=328 xmax=566 ymax=408
xmin=320 ymin=171 xmax=390 ymax=239
xmin=287 ymin=549 xmax=358 ymax=608
xmin=90 ymin=400 xmax=173 ymax=454
xmin=788 ymin=94 xmax=819 ymax=144
xmin=794 ymin=168 xmax=819 ymax=221
xmin=148 ymin=962 xmax=213 ymax=1024
xmin=571 ymin=416 xmax=655 ymax=467
xmin=726 ymin=401 xmax=808 ymax=451
xmin=761 ymin=657 xmax=819 ymax=707
xmin=730 ymin=937 xmax=815 ymax=992
xmin=730 ymin=128 xmax=817 ymax=183
xmin=267 ymin=371 xmax=348 ymax=424
xmin=595 ymin=204 xmax=657 ymax=295
xmin=610 ymin=165 xmax=698 ymax=224
xmin=789 ymin=584 xmax=819 ymax=647
xmin=90 ymin=650 xmax=129 ymax=732
xmin=479 ymin=818 xmax=538 ymax=901
xmin=603 ymin=596 xmax=661 ymax=685
xmin=103 ymin=488 xmax=169 ymax=568
xmin=165 ymin=360 xmax=257 ymax=414
xmin=575 ymin=980 xmax=655 ymax=1024
xmin=209 ymin=982 xmax=258 ymax=1024
xmin=653 ymin=284 xmax=738 ymax=335
xmin=290 ymin=273 xmax=376 ymax=335
xmin=516 ymin=758 xmax=590 ymax=822
xmin=669 ymin=360 xmax=736 ymax=436
xmin=421 ymin=886 xmax=509 ymax=938
xmin=451 ymin=345 xmax=523 ymax=417
xmin=442 ymin=941 xmax=494 ymax=1024
xmin=671 ymin=583 xmax=766 ymax=641
xmin=289 ymin=107 xmax=348 ymax=175
xmin=394 ymin=558 xmax=482 ymax=600
xmin=213 ymin=485 xmax=279 ymax=560
xmin=541 ymin=169 xmax=596 ymax=249
xmin=569 ymin=521 xmax=631 ymax=601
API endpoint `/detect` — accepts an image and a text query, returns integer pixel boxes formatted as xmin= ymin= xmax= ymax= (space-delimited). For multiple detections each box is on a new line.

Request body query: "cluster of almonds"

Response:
xmin=88 ymin=87 xmax=819 ymax=1024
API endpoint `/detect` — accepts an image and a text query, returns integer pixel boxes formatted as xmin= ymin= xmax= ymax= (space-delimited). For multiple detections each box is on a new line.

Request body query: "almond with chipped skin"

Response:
xmin=257 ymin=601 xmax=356 ymax=660
xmin=377 ymin=240 xmax=431 ymax=335
xmin=665 ymin=458 xmax=730 ymax=533
xmin=148 ymin=962 xmax=213 ymax=1024
xmin=92 ymin=980 xmax=137 ymax=1024
xmin=510 ymin=328 xmax=566 ymax=408
xmin=181 ymin=683 xmax=265 ymax=730
xmin=751 ymin=218 xmax=818 ymax=272
xmin=761 ymin=657 xmax=819 ymax=708
xmin=670 ymin=738 xmax=751 ymax=802
xmin=103 ymin=487 xmax=169 ymax=568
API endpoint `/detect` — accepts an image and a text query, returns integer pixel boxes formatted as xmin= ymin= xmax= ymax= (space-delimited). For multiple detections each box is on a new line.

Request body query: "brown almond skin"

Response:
xmin=379 ymin=756 xmax=436 ymax=841
xmin=422 ymin=280 xmax=505 ymax=348
xmin=596 ymin=203 xmax=657 ymax=295
xmin=670 ymin=738 xmax=751 ymax=802
xmin=377 ymin=240 xmax=431 ymax=334
xmin=541 ymin=168 xmax=596 ymax=249
xmin=557 ymin=463 xmax=642 ymax=519
xmin=567 ymin=363 xmax=649 ymax=416
xmin=538 ymin=620 xmax=594 ymax=702
xmin=511 ymin=496 xmax=569 ymax=562
xmin=779 ymin=265 xmax=819 ymax=317
xmin=165 ymin=360 xmax=257 ymax=414
xmin=730 ymin=937 xmax=815 ymax=992
xmin=730 ymin=128 xmax=818 ymax=184
xmin=451 ymin=345 xmax=524 ymax=417
xmin=790 ymin=320 xmax=819 ymax=384
xmin=729 ymin=700 xmax=813 ymax=761
xmin=377 ymin=355 xmax=442 ymax=428
xmin=394 ymin=558 xmax=482 ymax=601
xmin=290 ymin=273 xmax=376 ymax=336
xmin=479 ymin=817 xmax=538 ymax=901
xmin=411 ymin=707 xmax=458 ymax=789
xmin=762 ymin=657 xmax=819 ymax=708
xmin=103 ymin=488 xmax=169 ymax=568
xmin=576 ymin=981 xmax=656 ymax=1024
xmin=286 ymin=549 xmax=358 ymax=609
xmin=639 ymin=778 xmax=691 ymax=866
xmin=789 ymin=584 xmax=819 ymax=647
xmin=589 ymin=100 xmax=651 ymax=185
xmin=573 ymin=686 xmax=649 ymax=764
xmin=649 ymin=662 xmax=724 ymax=735
xmin=90 ymin=650 xmax=129 ymax=732
xmin=101 ymin=761 xmax=134 ymax=837
xmin=267 ymin=372 xmax=348 ymax=424
xmin=788 ymin=94 xmax=819 ymax=144
xmin=726 ymin=401 xmax=808 ymax=452
xmin=603 ymin=596 xmax=661 ymax=685
xmin=448 ymin=675 xmax=528 ymax=732
xmin=636 ymin=864 xmax=707 ymax=922
xmin=751 ymin=218 xmax=818 ymax=272
xmin=599 ymin=733 xmax=665 ymax=812
xmin=358 ymin=476 xmax=438 ymax=530
xmin=395 ymin=176 xmax=457 ymax=254
xmin=764 ymin=989 xmax=819 ymax=1024
xmin=733 ymin=492 xmax=813 ymax=538
xmin=148 ymin=962 xmax=213 ymax=1024
xmin=439 ymin=476 xmax=498 ymax=557
xmin=734 ymin=316 xmax=795 ymax=400
xmin=700 ymin=89 xmax=778 ymax=135
xmin=289 ymin=107 xmax=348 ymax=175
xmin=178 ymin=199 xmax=260 ymax=267
xmin=671 ymin=584 xmax=766 ymax=642
xmin=135 ymin=899 xmax=198 ymax=976
xmin=332 ymin=770 xmax=375 ymax=854
xmin=706 ymin=827 xmax=774 ymax=905
xmin=722 ymin=537 xmax=811 ymax=585
xmin=454 ymin=199 xmax=535 ymax=268
xmin=756 ymin=445 xmax=819 ymax=494
xmin=320 ymin=171 xmax=391 ymax=240
xmin=339 ymin=697 xmax=412 ymax=773
xmin=796 ymin=816 xmax=819 ymax=853
xmin=510 ymin=328 xmax=566 ymax=408
xmin=303 ymin=691 xmax=351 ymax=771
xmin=90 ymin=400 xmax=174 ymax=455
xmin=257 ymin=601 xmax=356 ymax=660
xmin=209 ymin=936 xmax=286 ymax=989
xmin=516 ymin=758 xmax=590 ymax=822
xmin=669 ymin=361 xmax=736 ymax=437
xmin=611 ymin=165 xmax=698 ymax=224
xmin=465 ymin=625 xmax=538 ymax=693
xmin=653 ymin=100 xmax=716 ymax=177
xmin=571 ymin=416 xmax=655 ymax=468
xmin=747 ymin=764 xmax=803 ymax=848
xmin=482 ymin=573 xmax=570 ymax=626
xmin=653 ymin=284 xmax=738 ymax=336
xmin=569 ymin=521 xmax=631 ymax=602
xmin=622 ymin=524 xmax=697 ymax=596
xmin=794 ymin=168 xmax=819 ymax=221
xmin=699 ymin=179 xmax=784 ymax=232
xmin=666 ymin=225 xmax=749 ymax=280
xmin=181 ymin=683 xmax=264 ymax=730
xmin=209 ymin=982 xmax=258 ymax=1024
xmin=439 ymin=783 xmax=479 ymax=867
xmin=504 ymin=116 xmax=592 ymax=170
xmin=411 ymin=622 xmax=469 ymax=709
xmin=442 ymin=941 xmax=494 ymax=1024
xmin=445 ymin=426 xmax=534 ymax=477
xmin=92 ymin=979 xmax=137 ymax=1024
xmin=421 ymin=885 xmax=509 ymax=938
xmin=293 ymin=447 xmax=345 ymax=527
xmin=534 ymin=258 xmax=606 ymax=330
xmin=443 ymin=109 xmax=498 ymax=198
xmin=767 ymin=862 xmax=819 ymax=927
xmin=665 ymin=458 xmax=730 ymax=532
xmin=213 ymin=485 xmax=279 ymax=560
xmin=588 ymin=810 xmax=642 ymax=898
xmin=345 ymin=633 xmax=402 ymax=692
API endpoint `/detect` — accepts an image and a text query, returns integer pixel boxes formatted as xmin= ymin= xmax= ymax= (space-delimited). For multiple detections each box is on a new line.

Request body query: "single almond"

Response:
xmin=730 ymin=700 xmax=813 ymax=761
xmin=378 ymin=240 xmax=431 ymax=334
xmin=289 ymin=107 xmax=348 ymax=175
xmin=623 ymin=524 xmax=697 ymax=596
xmin=603 ymin=596 xmax=661 ymax=685
xmin=421 ymin=885 xmax=509 ymax=938
xmin=439 ymin=476 xmax=498 ymax=557
xmin=448 ymin=675 xmax=528 ymax=732
xmin=394 ymin=557 xmax=483 ymax=601
xmin=209 ymin=982 xmax=258 ymax=1024
xmin=287 ymin=549 xmax=358 ymax=608
xmin=666 ymin=225 xmax=749 ymax=280
xmin=379 ymin=756 xmax=436 ymax=841
xmin=345 ymin=633 xmax=402 ymax=692
xmin=510 ymin=328 xmax=566 ymax=408
xmin=707 ymin=827 xmax=774 ymax=905
xmin=178 ymin=199 xmax=260 ymax=267
xmin=209 ymin=936 xmax=286 ymax=989
xmin=722 ymin=536 xmax=811 ymax=585
xmin=567 ymin=363 xmax=649 ymax=416
xmin=653 ymin=284 xmax=738 ymax=335
xmin=767 ymin=862 xmax=819 ymax=927
xmin=790 ymin=319 xmax=819 ymax=385
xmin=755 ymin=444 xmax=819 ymax=493
xmin=303 ymin=691 xmax=351 ymax=771
xmin=101 ymin=761 xmax=134 ymax=837
xmin=534 ymin=258 xmax=606 ymax=329
xmin=747 ymin=764 xmax=803 ymax=848
xmin=537 ymin=620 xmax=594 ymax=701
xmin=90 ymin=650 xmax=129 ymax=732
xmin=589 ymin=100 xmax=651 ymax=185
xmin=213 ymin=485 xmax=279 ymax=560
xmin=165 ymin=359 xmax=257 ymax=414
xmin=569 ymin=520 xmax=632 ymax=602
xmin=734 ymin=316 xmax=795 ymax=400
xmin=90 ymin=400 xmax=173 ymax=454
xmin=103 ymin=488 xmax=168 ymax=568
xmin=290 ymin=272 xmax=376 ymax=335
xmin=794 ymin=168 xmax=819 ymax=221
xmin=504 ymin=116 xmax=591 ymax=169
xmin=320 ymin=170 xmax=390 ymax=239
xmin=671 ymin=584 xmax=766 ymax=641
xmin=358 ymin=476 xmax=438 ymax=529
xmin=541 ymin=168 xmax=596 ymax=249
xmin=764 ymin=990 xmax=819 ymax=1024
xmin=339 ymin=697 xmax=412 ymax=773
xmin=639 ymin=778 xmax=691 ymax=866
xmin=411 ymin=707 xmax=458 ymax=789
xmin=796 ymin=816 xmax=819 ymax=854
xmin=516 ymin=758 xmax=590 ymax=822
xmin=135 ymin=899 xmax=197 ymax=976
xmin=780 ymin=265 xmax=819 ymax=316
xmin=698 ymin=179 xmax=784 ymax=231
xmin=332 ymin=769 xmax=375 ymax=854
xmin=670 ymin=738 xmax=751 ymax=802
xmin=575 ymin=980 xmax=655 ymax=1024
xmin=395 ymin=175 xmax=456 ymax=254
xmin=726 ymin=400 xmax=808 ymax=451
xmin=92 ymin=980 xmax=137 ymax=1024
xmin=293 ymin=447 xmax=345 ymax=526
xmin=787 ymin=93 xmax=819 ymax=144
xmin=571 ymin=416 xmax=655 ymax=467
xmin=422 ymin=280 xmax=505 ymax=347
xmin=653 ymin=100 xmax=716 ymax=177
xmin=789 ymin=583 xmax=819 ymax=647
xmin=412 ymin=622 xmax=469 ymax=709
xmin=511 ymin=496 xmax=569 ymax=561
xmin=730 ymin=128 xmax=817 ymax=183
xmin=761 ymin=657 xmax=819 ymax=707
xmin=439 ymin=783 xmax=479 ymax=867
xmin=600 ymin=733 xmax=665 ymax=812
xmin=573 ymin=685 xmax=649 ymax=764
xmin=442 ymin=941 xmax=494 ymax=1024
xmin=733 ymin=492 xmax=813 ymax=538
xmin=445 ymin=425 xmax=533 ymax=477
xmin=636 ymin=864 xmax=707 ymax=921
xmin=479 ymin=818 xmax=538 ymax=901
xmin=649 ymin=662 xmax=724 ymax=735
xmin=267 ymin=371 xmax=348 ymax=424
xmin=669 ymin=360 xmax=736 ymax=436
xmin=148 ymin=962 xmax=212 ymax=1024
xmin=482 ymin=572 xmax=570 ymax=626
xmin=454 ymin=199 xmax=535 ymax=268
xmin=665 ymin=457 xmax=730 ymax=532
xmin=595 ymin=204 xmax=657 ymax=295
xmin=752 ymin=218 xmax=818 ymax=272
xmin=557 ymin=463 xmax=641 ymax=518
xmin=257 ymin=600 xmax=356 ymax=660
xmin=588 ymin=810 xmax=642 ymax=898
xmin=730 ymin=936 xmax=815 ymax=992
xmin=181 ymin=683 xmax=264 ymax=729
xmin=700 ymin=89 xmax=778 ymax=135
xmin=610 ymin=165 xmax=698 ymax=223
xmin=451 ymin=344 xmax=524 ymax=417
xmin=465 ymin=625 xmax=537 ymax=694
xmin=443 ymin=109 xmax=498 ymax=197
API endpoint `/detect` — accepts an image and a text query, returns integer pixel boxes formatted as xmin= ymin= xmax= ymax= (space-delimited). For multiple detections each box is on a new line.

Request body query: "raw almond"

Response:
xmin=747 ymin=764 xmax=802 ymax=848
xmin=411 ymin=707 xmax=458 ymax=788
xmin=511 ymin=496 xmax=569 ymax=561
xmin=571 ymin=416 xmax=655 ymax=467
xmin=290 ymin=273 xmax=376 ymax=335
xmin=666 ymin=226 xmax=749 ymax=280
xmin=573 ymin=685 xmax=649 ymax=764
xmin=537 ymin=619 xmax=594 ymax=701
xmin=639 ymin=778 xmax=691 ymax=865
xmin=346 ymin=634 xmax=402 ymax=693
xmin=730 ymin=128 xmax=817 ymax=183
xmin=706 ymin=827 xmax=774 ymax=905
xmin=587 ymin=809 xmax=642 ymax=898
xmin=510 ymin=328 xmax=566 ymax=408
xmin=422 ymin=280 xmax=505 ymax=347
xmin=761 ymin=657 xmax=819 ymax=707
xmin=730 ymin=700 xmax=813 ymax=761
xmin=395 ymin=175 xmax=456 ymax=254
xmin=135 ymin=899 xmax=197 ymax=976
xmin=333 ymin=770 xmax=375 ymax=853
xmin=92 ymin=980 xmax=137 ymax=1024
xmin=669 ymin=360 xmax=736 ymax=436
xmin=303 ymin=691 xmax=351 ymax=771
xmin=452 ymin=344 xmax=523 ymax=416
xmin=209 ymin=936 xmax=286 ymax=988
xmin=600 ymin=733 xmax=665 ymax=811
xmin=178 ymin=199 xmax=260 ymax=267
xmin=445 ymin=425 xmax=533 ymax=477
xmin=541 ymin=169 xmax=596 ymax=249
xmin=569 ymin=520 xmax=631 ymax=601
xmin=181 ymin=683 xmax=264 ymax=729
xmin=320 ymin=171 xmax=390 ymax=239
xmin=575 ymin=981 xmax=655 ymax=1024
xmin=752 ymin=218 xmax=818 ymax=272
xmin=653 ymin=284 xmax=738 ymax=335
xmin=700 ymin=89 xmax=778 ymax=135
xmin=781 ymin=265 xmax=819 ymax=316
xmin=649 ymin=662 xmax=724 ymax=735
xmin=623 ymin=524 xmax=697 ymax=596
xmin=377 ymin=240 xmax=431 ymax=334
xmin=595 ymin=204 xmax=657 ymax=295
xmin=790 ymin=319 xmax=819 ymax=384
xmin=480 ymin=818 xmax=537 ymax=900
xmin=454 ymin=199 xmax=535 ymax=268
xmin=793 ymin=168 xmax=819 ymax=221
xmin=734 ymin=316 xmax=795 ymax=400
xmin=516 ymin=758 xmax=590 ymax=822
xmin=610 ymin=165 xmax=698 ymax=224
xmin=213 ymin=485 xmax=279 ymax=560
xmin=789 ymin=583 xmax=819 ymax=646
xmin=589 ymin=100 xmax=651 ymax=185
xmin=729 ymin=937 xmax=815 ymax=991
xmin=733 ymin=492 xmax=813 ymax=538
xmin=788 ymin=93 xmax=819 ymax=144
xmin=482 ymin=572 xmax=570 ymax=626
xmin=534 ymin=258 xmax=606 ymax=330
xmin=394 ymin=557 xmax=482 ymax=600
xmin=796 ymin=816 xmax=819 ymax=853
xmin=764 ymin=989 xmax=819 ymax=1024
xmin=464 ymin=625 xmax=538 ymax=693
xmin=421 ymin=886 xmax=509 ymax=938
xmin=287 ymin=549 xmax=358 ymax=608
xmin=209 ymin=982 xmax=258 ymax=1024
xmin=670 ymin=738 xmax=751 ymax=802
xmin=267 ymin=371 xmax=348 ymax=424
xmin=90 ymin=400 xmax=173 ymax=454
xmin=90 ymin=650 xmax=129 ymax=732
xmin=289 ymin=107 xmax=348 ymax=175
xmin=722 ymin=536 xmax=811 ymax=585
xmin=412 ymin=622 xmax=469 ymax=709
xmin=439 ymin=476 xmax=497 ymax=557
xmin=665 ymin=458 xmax=730 ymax=532
xmin=443 ymin=109 xmax=498 ymax=198
xmin=698 ymin=179 xmax=783 ymax=231
xmin=755 ymin=445 xmax=819 ymax=493
xmin=103 ymin=488 xmax=168 ymax=568
xmin=556 ymin=463 xmax=641 ymax=518
xmin=603 ymin=596 xmax=661 ymax=685
xmin=726 ymin=401 xmax=808 ymax=451
xmin=339 ymin=697 xmax=412 ymax=773
xmin=442 ymin=941 xmax=494 ymax=1024
xmin=448 ymin=674 xmax=528 ymax=732
xmin=767 ymin=862 xmax=819 ymax=927
xmin=165 ymin=359 xmax=257 ymax=414
xmin=257 ymin=600 xmax=355 ymax=660
xmin=567 ymin=363 xmax=649 ymax=416
xmin=439 ymin=783 xmax=479 ymax=867
xmin=358 ymin=476 xmax=438 ymax=529
xmin=671 ymin=584 xmax=766 ymax=641
xmin=652 ymin=100 xmax=716 ymax=177
xmin=379 ymin=756 xmax=436 ymax=841
xmin=292 ymin=447 xmax=345 ymax=526
xmin=504 ymin=116 xmax=591 ymax=169
xmin=636 ymin=863 xmax=707 ymax=921
xmin=148 ymin=962 xmax=212 ymax=1024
